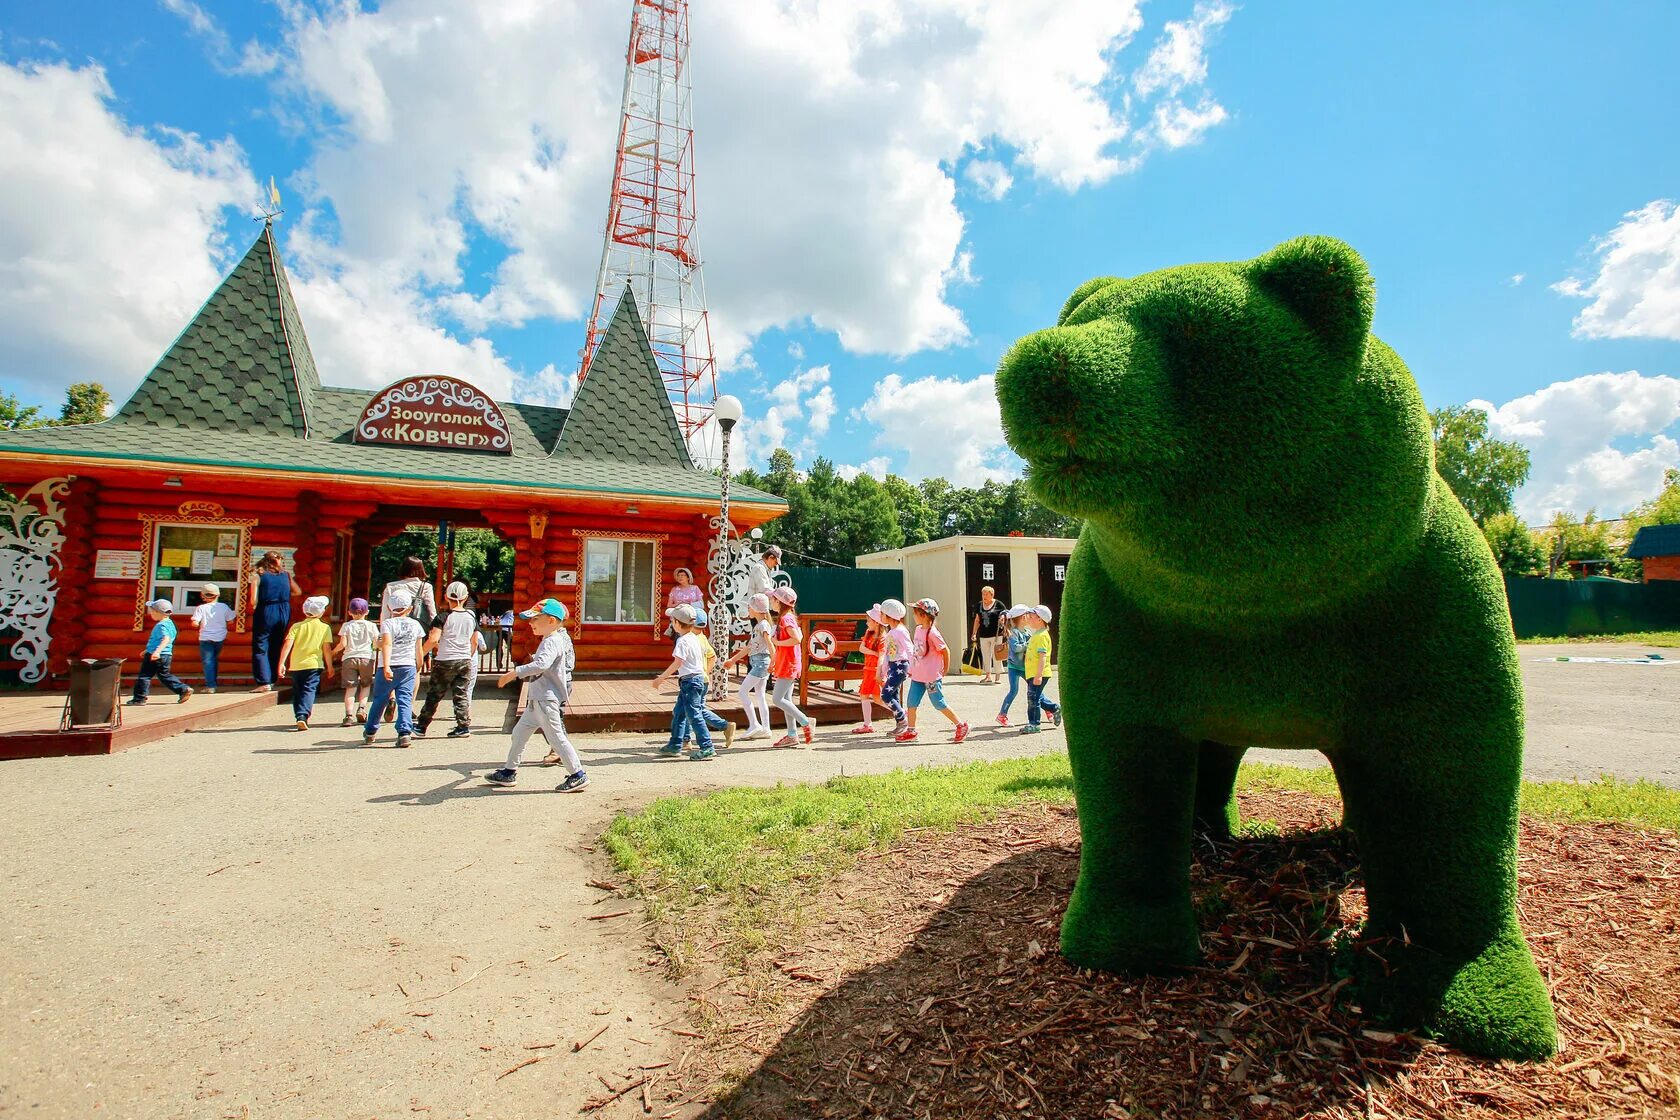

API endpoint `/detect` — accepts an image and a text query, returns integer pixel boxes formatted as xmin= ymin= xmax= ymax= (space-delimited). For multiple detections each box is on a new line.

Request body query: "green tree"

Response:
xmin=1 ymin=393 xmax=46 ymax=431
xmin=1431 ymin=405 xmax=1532 ymax=526
xmin=1480 ymin=513 xmax=1545 ymax=576
xmin=883 ymin=474 xmax=937 ymax=545
xmin=1626 ymin=468 xmax=1680 ymax=531
xmin=1541 ymin=510 xmax=1617 ymax=577
xmin=59 ymin=382 xmax=111 ymax=425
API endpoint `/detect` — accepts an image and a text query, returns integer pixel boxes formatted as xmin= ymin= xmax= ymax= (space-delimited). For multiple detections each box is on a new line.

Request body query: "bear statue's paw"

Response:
xmin=1059 ymin=888 xmax=1200 ymax=974
xmin=1348 ymin=927 xmax=1558 ymax=1061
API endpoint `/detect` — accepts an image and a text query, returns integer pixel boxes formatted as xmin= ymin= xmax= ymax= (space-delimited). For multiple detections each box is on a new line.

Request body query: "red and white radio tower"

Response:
xmin=580 ymin=0 xmax=718 ymax=446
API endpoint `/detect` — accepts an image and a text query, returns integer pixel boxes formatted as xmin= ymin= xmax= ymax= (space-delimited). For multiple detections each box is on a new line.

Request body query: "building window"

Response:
xmin=582 ymin=538 xmax=656 ymax=623
xmin=149 ymin=522 xmax=247 ymax=612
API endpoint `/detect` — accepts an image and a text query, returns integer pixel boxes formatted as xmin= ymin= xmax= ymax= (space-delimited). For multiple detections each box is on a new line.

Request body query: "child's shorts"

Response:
xmin=860 ymin=660 xmax=882 ymax=700
xmin=341 ymin=658 xmax=375 ymax=690
xmin=746 ymin=653 xmax=770 ymax=679
xmin=907 ymin=678 xmax=947 ymax=709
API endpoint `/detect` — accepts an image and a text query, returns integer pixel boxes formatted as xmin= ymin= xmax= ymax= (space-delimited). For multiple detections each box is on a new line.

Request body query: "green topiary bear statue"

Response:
xmin=994 ymin=236 xmax=1558 ymax=1061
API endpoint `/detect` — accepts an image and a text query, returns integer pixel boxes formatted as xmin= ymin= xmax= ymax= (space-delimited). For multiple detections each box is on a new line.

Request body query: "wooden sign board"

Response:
xmin=355 ymin=375 xmax=513 ymax=454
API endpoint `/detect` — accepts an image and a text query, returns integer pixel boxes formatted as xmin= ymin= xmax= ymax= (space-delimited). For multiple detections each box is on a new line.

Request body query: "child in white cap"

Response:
xmin=723 ymin=593 xmax=775 ymax=738
xmin=189 ymin=583 xmax=235 ymax=693
xmin=995 ymin=604 xmax=1034 ymax=726
xmin=277 ymin=596 xmax=335 ymax=730
xmin=364 ymin=589 xmax=423 ymax=747
xmin=416 ymin=580 xmax=477 ymax=739
xmin=489 ymin=598 xmax=585 ymax=791
xmin=128 ymin=599 xmax=192 ymax=705
xmin=767 ymin=585 xmax=816 ymax=747
xmin=1020 ymin=605 xmax=1063 ymax=734
xmin=876 ymin=598 xmax=911 ymax=735
xmin=655 ymin=602 xmax=717 ymax=759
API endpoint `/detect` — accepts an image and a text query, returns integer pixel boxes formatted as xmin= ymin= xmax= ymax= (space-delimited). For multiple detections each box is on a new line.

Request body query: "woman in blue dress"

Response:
xmin=248 ymin=551 xmax=301 ymax=693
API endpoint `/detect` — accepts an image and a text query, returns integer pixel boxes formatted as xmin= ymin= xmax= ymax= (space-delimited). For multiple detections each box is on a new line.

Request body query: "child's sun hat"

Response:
xmin=866 ymin=603 xmax=887 ymax=626
xmin=912 ymin=597 xmax=940 ymax=618
xmin=387 ymin=590 xmax=414 ymax=613
xmin=770 ymin=585 xmax=798 ymax=606
xmin=200 ymin=583 xmax=221 ymax=598
xmin=878 ymin=598 xmax=907 ymax=620
xmin=1033 ymin=605 xmax=1053 ymax=623
xmin=147 ymin=598 xmax=174 ymax=614
xmin=520 ymin=598 xmax=568 ymax=621
xmin=665 ymin=603 xmax=699 ymax=626
xmin=1006 ymin=603 xmax=1033 ymax=619
xmin=301 ymin=595 xmax=329 ymax=617
xmin=348 ymin=597 xmax=370 ymax=614
xmin=748 ymin=593 xmax=771 ymax=614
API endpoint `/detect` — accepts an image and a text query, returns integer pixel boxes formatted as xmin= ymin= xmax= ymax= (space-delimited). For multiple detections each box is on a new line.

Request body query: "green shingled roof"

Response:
xmin=1 ymin=228 xmax=780 ymax=509
xmin=116 ymin=222 xmax=319 ymax=437
xmin=554 ymin=289 xmax=695 ymax=468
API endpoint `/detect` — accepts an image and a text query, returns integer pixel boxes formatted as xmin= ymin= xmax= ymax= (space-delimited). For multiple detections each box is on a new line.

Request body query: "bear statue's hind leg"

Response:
xmin=1060 ymin=725 xmax=1203 ymax=973
xmin=1335 ymin=721 xmax=1557 ymax=1060
xmin=1193 ymin=741 xmax=1246 ymax=840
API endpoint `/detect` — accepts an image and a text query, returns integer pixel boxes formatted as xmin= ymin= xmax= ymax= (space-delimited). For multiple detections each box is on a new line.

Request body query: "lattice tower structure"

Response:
xmin=580 ymin=0 xmax=717 ymax=449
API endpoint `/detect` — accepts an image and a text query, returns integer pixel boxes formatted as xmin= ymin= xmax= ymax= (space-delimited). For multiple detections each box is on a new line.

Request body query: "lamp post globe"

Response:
xmin=714 ymin=394 xmax=744 ymax=432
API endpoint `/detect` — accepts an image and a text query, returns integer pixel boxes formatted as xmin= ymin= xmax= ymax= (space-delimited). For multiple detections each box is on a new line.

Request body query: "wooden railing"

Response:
xmin=798 ymin=613 xmax=870 ymax=708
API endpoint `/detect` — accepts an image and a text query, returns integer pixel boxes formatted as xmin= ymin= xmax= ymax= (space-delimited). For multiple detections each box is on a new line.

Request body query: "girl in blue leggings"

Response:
xmin=995 ymin=605 xmax=1033 ymax=725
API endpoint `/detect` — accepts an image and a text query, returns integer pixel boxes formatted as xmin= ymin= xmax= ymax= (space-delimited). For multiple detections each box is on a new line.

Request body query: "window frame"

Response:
xmin=133 ymin=503 xmax=256 ymax=630
xmin=571 ymin=530 xmax=667 ymax=637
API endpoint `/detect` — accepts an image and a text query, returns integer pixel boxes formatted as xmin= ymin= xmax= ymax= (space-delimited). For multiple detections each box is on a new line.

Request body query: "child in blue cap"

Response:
xmin=487 ymin=598 xmax=585 ymax=792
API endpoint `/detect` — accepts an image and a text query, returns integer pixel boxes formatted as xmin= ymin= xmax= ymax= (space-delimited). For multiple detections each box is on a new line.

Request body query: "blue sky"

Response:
xmin=2 ymin=1 xmax=1677 ymax=521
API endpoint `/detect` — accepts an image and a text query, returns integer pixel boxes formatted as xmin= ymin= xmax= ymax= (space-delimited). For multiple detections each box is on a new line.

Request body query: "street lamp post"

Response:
xmin=707 ymin=394 xmax=744 ymax=701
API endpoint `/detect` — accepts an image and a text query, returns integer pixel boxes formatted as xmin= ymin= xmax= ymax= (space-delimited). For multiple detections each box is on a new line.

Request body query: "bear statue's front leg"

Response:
xmin=1334 ymin=649 xmax=1557 ymax=1060
xmin=1057 ymin=536 xmax=1201 ymax=972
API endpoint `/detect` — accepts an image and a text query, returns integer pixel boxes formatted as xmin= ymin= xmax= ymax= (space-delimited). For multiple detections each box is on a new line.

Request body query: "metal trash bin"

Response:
xmin=63 ymin=658 xmax=125 ymax=729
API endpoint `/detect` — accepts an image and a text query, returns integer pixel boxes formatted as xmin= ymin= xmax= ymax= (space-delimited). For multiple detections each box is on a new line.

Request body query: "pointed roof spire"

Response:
xmin=553 ymin=288 xmax=694 ymax=468
xmin=115 ymin=222 xmax=320 ymax=437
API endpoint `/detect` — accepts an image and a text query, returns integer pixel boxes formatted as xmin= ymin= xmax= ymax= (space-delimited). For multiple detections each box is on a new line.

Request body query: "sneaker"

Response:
xmin=1023 ymin=724 xmax=1042 ymax=735
xmin=179 ymin=689 xmax=194 ymax=704
xmin=659 ymin=744 xmax=685 ymax=756
xmin=340 ymin=714 xmax=355 ymax=727
xmin=362 ymin=733 xmax=375 ymax=746
xmin=995 ymin=713 xmax=1009 ymax=726
xmin=850 ymin=723 xmax=875 ymax=735
xmin=801 ymin=722 xmax=816 ymax=745
xmin=689 ymin=748 xmax=716 ymax=761
xmin=125 ymin=698 xmax=147 ymax=706
xmin=555 ymin=770 xmax=590 ymax=793
xmin=204 ymin=687 xmax=216 ymax=695
xmin=953 ymin=721 xmax=969 ymax=744
xmin=446 ymin=726 xmax=472 ymax=739
xmin=722 ymin=722 xmax=736 ymax=749
xmin=395 ymin=735 xmax=413 ymax=749
xmin=894 ymin=728 xmax=918 ymax=743
xmin=295 ymin=720 xmax=308 ymax=732
xmin=1052 ymin=708 xmax=1063 ymax=729
xmin=771 ymin=734 xmax=799 ymax=749
xmin=413 ymin=724 xmax=429 ymax=739
xmin=485 ymin=768 xmax=518 ymax=787
xmin=890 ymin=722 xmax=908 ymax=737
xmin=356 ymin=709 xmax=368 ymax=722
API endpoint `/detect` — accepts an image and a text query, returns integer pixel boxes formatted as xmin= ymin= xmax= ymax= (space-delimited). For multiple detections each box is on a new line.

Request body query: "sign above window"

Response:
xmin=355 ymin=375 xmax=513 ymax=454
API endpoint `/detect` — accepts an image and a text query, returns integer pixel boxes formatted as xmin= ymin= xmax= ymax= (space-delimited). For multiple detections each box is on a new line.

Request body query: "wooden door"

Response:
xmin=1036 ymin=554 xmax=1068 ymax=663
xmin=964 ymin=551 xmax=1011 ymax=630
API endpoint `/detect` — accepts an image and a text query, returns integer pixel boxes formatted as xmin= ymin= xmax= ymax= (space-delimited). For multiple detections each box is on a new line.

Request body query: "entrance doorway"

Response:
xmin=1036 ymin=554 xmax=1068 ymax=664
xmin=368 ymin=520 xmax=515 ymax=618
xmin=964 ymin=552 xmax=1012 ymax=623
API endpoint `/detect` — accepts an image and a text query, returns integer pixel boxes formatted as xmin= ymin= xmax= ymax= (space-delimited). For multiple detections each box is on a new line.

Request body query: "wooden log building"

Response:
xmin=0 ymin=222 xmax=784 ymax=687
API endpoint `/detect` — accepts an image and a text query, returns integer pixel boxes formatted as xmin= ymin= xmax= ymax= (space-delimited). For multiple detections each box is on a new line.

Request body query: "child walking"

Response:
xmin=995 ymin=604 xmax=1033 ymax=725
xmin=332 ymin=597 xmax=378 ymax=726
xmin=897 ymin=598 xmax=968 ymax=743
xmin=723 ymin=593 xmax=774 ymax=739
xmin=189 ymin=584 xmax=235 ymax=693
xmin=768 ymin=585 xmax=816 ymax=747
xmin=277 ymin=595 xmax=334 ymax=730
xmin=416 ymin=580 xmax=477 ymax=739
xmin=128 ymin=599 xmax=193 ymax=705
xmin=1021 ymin=605 xmax=1063 ymax=734
xmin=363 ymin=589 xmax=423 ymax=747
xmin=675 ymin=608 xmax=737 ymax=750
xmin=655 ymin=603 xmax=716 ymax=760
xmin=852 ymin=607 xmax=886 ymax=734
xmin=487 ymin=598 xmax=586 ymax=791
xmin=876 ymin=598 xmax=911 ymax=735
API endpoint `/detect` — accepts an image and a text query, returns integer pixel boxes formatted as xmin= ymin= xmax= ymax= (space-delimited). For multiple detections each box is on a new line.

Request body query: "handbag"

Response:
xmin=960 ymin=643 xmax=984 ymax=676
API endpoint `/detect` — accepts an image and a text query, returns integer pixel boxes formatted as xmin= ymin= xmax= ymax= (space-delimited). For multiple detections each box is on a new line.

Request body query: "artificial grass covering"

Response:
xmin=993 ymin=235 xmax=1558 ymax=1059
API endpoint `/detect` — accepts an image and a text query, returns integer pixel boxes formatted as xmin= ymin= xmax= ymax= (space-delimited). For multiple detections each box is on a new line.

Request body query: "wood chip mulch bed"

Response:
xmin=639 ymin=791 xmax=1680 ymax=1120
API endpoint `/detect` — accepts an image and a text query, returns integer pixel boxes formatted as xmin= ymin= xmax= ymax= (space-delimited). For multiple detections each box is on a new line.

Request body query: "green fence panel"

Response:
xmin=781 ymin=567 xmax=904 ymax=615
xmin=1504 ymin=576 xmax=1680 ymax=638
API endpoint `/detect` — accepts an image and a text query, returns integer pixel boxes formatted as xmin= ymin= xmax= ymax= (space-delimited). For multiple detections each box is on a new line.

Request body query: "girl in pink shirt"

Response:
xmin=898 ymin=598 xmax=968 ymax=744
xmin=876 ymin=598 xmax=912 ymax=736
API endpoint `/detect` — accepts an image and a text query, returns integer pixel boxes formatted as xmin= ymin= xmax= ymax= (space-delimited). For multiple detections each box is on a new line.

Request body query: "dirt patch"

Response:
xmin=652 ymin=792 xmax=1680 ymax=1119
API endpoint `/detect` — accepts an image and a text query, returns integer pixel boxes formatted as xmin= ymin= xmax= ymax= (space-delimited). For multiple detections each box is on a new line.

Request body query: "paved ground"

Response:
xmin=1 ymin=643 xmax=1673 ymax=1118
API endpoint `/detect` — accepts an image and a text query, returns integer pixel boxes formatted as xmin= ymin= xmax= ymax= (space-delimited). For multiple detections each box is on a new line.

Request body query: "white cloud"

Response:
xmin=259 ymin=0 xmax=1228 ymax=382
xmin=1150 ymin=98 xmax=1229 ymax=149
xmin=1467 ymin=370 xmax=1680 ymax=521
xmin=1133 ymin=1 xmax=1233 ymax=97
xmin=0 ymin=60 xmax=258 ymax=403
xmin=1509 ymin=273 xmax=1526 ymax=286
xmin=837 ymin=457 xmax=892 ymax=481
xmin=964 ymin=158 xmax=1014 ymax=201
xmin=1554 ymin=199 xmax=1680 ymax=340
xmin=739 ymin=366 xmax=836 ymax=465
xmin=854 ymin=372 xmax=1017 ymax=485
xmin=159 ymin=0 xmax=280 ymax=76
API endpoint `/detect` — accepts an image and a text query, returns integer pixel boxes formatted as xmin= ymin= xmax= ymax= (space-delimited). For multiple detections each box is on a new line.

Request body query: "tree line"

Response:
xmin=1 ymin=383 xmax=112 ymax=429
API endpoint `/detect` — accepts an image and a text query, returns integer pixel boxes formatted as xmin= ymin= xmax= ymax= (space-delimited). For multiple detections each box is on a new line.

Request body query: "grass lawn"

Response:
xmin=604 ymin=754 xmax=1680 ymax=969
xmin=1521 ymin=630 xmax=1680 ymax=647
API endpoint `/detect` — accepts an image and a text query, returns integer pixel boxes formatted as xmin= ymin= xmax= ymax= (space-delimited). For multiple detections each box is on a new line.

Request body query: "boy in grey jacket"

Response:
xmin=486 ymin=598 xmax=586 ymax=792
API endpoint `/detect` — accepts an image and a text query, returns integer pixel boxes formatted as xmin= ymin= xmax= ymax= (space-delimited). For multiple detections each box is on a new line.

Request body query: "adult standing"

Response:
xmin=970 ymin=585 xmax=1005 ymax=684
xmin=379 ymin=556 xmax=437 ymax=627
xmin=665 ymin=567 xmax=704 ymax=637
xmin=249 ymin=551 xmax=301 ymax=693
xmin=498 ymin=606 xmax=515 ymax=670
xmin=745 ymin=544 xmax=785 ymax=600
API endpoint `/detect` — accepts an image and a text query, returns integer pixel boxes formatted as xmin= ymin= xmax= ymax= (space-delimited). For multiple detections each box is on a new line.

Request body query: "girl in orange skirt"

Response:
xmin=853 ymin=605 xmax=887 ymax=734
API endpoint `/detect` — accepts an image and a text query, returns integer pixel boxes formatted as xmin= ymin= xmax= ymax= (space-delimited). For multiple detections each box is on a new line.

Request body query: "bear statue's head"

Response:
xmin=996 ymin=236 xmax=1436 ymax=624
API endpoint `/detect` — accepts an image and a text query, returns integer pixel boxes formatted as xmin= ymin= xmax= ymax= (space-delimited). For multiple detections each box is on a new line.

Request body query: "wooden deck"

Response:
xmin=0 ymin=688 xmax=291 ymax=761
xmin=523 ymin=675 xmax=864 ymax=734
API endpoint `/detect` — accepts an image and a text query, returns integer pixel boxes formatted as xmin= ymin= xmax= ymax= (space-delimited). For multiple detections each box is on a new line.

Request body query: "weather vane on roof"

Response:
xmin=257 ymin=176 xmax=284 ymax=225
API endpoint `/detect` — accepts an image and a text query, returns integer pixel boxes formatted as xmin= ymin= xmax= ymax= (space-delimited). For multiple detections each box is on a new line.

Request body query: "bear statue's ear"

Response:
xmin=1247 ymin=236 xmax=1374 ymax=363
xmin=1057 ymin=276 xmax=1125 ymax=326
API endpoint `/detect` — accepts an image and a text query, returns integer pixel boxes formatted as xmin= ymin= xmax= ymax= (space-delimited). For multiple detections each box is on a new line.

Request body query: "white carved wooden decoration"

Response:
xmin=0 ymin=477 xmax=70 ymax=683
